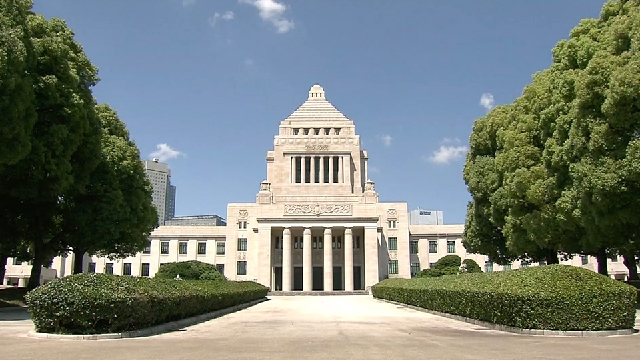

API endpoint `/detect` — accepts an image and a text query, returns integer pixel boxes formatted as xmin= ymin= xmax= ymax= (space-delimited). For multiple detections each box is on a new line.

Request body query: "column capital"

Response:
xmin=345 ymin=227 xmax=353 ymax=234
xmin=324 ymin=227 xmax=332 ymax=234
xmin=303 ymin=228 xmax=311 ymax=235
xmin=283 ymin=227 xmax=291 ymax=235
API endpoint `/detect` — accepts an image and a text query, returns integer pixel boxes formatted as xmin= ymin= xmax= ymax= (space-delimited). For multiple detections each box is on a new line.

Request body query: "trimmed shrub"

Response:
xmin=416 ymin=267 xmax=459 ymax=278
xmin=372 ymin=265 xmax=637 ymax=331
xmin=461 ymin=259 xmax=482 ymax=273
xmin=433 ymin=255 xmax=461 ymax=269
xmin=155 ymin=260 xmax=226 ymax=281
xmin=26 ymin=273 xmax=268 ymax=334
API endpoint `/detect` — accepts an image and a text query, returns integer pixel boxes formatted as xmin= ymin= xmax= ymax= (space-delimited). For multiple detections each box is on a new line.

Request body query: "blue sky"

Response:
xmin=33 ymin=0 xmax=608 ymax=224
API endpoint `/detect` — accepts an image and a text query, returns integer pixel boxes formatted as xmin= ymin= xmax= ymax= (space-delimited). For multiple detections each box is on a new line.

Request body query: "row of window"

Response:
xmin=144 ymin=241 xmax=226 ymax=256
xmin=292 ymin=128 xmax=341 ymax=136
xmin=90 ymin=262 xmax=225 ymax=277
xmin=273 ymin=236 xmax=362 ymax=250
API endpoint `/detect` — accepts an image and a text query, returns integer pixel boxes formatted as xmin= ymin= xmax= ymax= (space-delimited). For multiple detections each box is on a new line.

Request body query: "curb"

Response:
xmin=375 ymin=298 xmax=636 ymax=337
xmin=27 ymin=298 xmax=267 ymax=340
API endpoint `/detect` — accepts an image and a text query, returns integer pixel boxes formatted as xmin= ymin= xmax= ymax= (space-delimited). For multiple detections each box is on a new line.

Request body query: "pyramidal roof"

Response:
xmin=284 ymin=84 xmax=350 ymax=122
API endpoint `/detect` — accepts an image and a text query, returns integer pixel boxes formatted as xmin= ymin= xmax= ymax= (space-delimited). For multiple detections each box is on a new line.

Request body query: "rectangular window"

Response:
xmin=274 ymin=236 xmax=282 ymax=250
xmin=123 ymin=263 xmax=132 ymax=276
xmin=503 ymin=263 xmax=511 ymax=271
xmin=429 ymin=240 xmax=437 ymax=253
xmin=324 ymin=128 xmax=330 ymax=135
xmin=216 ymin=242 xmax=226 ymax=255
xmin=179 ymin=241 xmax=188 ymax=255
xmin=294 ymin=237 xmax=299 ymax=249
xmin=447 ymin=240 xmax=455 ymax=254
xmin=388 ymin=220 xmax=397 ymax=229
xmin=337 ymin=236 xmax=342 ymax=249
xmin=237 ymin=261 xmax=247 ymax=275
xmin=314 ymin=157 xmax=320 ymax=183
xmin=305 ymin=157 xmax=311 ymax=183
xmin=295 ymin=157 xmax=301 ymax=183
xmin=333 ymin=157 xmax=339 ymax=183
xmin=143 ymin=240 xmax=151 ymax=254
xmin=237 ymin=238 xmax=248 ymax=252
xmin=388 ymin=237 xmax=398 ymax=251
xmin=105 ymin=263 xmax=114 ymax=275
xmin=88 ymin=262 xmax=96 ymax=273
xmin=141 ymin=263 xmax=150 ymax=277
xmin=197 ymin=242 xmax=207 ymax=255
xmin=521 ymin=260 xmax=529 ymax=268
xmin=323 ymin=157 xmax=330 ymax=183
xmin=216 ymin=264 xmax=225 ymax=276
xmin=410 ymin=240 xmax=418 ymax=254
xmin=388 ymin=260 xmax=399 ymax=275
xmin=410 ymin=263 xmax=420 ymax=277
xmin=313 ymin=237 xmax=318 ymax=249
xmin=354 ymin=236 xmax=361 ymax=249
xmin=581 ymin=255 xmax=588 ymax=265
xmin=160 ymin=241 xmax=169 ymax=255
xmin=485 ymin=261 xmax=493 ymax=273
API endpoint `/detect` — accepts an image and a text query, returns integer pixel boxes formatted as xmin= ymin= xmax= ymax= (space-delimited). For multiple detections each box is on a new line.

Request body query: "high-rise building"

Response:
xmin=408 ymin=209 xmax=444 ymax=225
xmin=143 ymin=158 xmax=176 ymax=226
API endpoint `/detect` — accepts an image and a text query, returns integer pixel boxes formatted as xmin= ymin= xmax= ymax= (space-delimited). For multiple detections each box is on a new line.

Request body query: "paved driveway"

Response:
xmin=1 ymin=296 xmax=640 ymax=360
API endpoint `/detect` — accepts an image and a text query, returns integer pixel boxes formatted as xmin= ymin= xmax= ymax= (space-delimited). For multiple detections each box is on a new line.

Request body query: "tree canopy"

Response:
xmin=463 ymin=0 xmax=640 ymax=277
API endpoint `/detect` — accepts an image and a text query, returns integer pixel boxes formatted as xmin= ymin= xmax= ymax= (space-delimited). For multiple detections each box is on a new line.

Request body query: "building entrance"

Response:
xmin=313 ymin=267 xmax=323 ymax=291
xmin=274 ymin=267 xmax=282 ymax=291
xmin=293 ymin=267 xmax=303 ymax=291
xmin=333 ymin=266 xmax=343 ymax=290
xmin=354 ymin=266 xmax=362 ymax=290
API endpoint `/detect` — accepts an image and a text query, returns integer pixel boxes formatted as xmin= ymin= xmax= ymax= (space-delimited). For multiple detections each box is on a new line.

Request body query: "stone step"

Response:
xmin=268 ymin=290 xmax=369 ymax=296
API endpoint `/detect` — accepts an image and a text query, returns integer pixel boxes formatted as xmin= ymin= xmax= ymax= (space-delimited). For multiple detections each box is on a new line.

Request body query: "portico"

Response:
xmin=259 ymin=219 xmax=379 ymax=292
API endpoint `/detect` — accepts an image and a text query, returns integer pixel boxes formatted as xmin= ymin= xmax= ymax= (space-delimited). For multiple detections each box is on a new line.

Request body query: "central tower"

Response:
xmin=262 ymin=84 xmax=373 ymax=203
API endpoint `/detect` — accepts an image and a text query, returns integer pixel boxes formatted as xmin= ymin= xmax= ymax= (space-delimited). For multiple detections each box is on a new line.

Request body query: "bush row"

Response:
xmin=26 ymin=273 xmax=268 ymax=334
xmin=372 ymin=265 xmax=637 ymax=331
xmin=155 ymin=260 xmax=226 ymax=281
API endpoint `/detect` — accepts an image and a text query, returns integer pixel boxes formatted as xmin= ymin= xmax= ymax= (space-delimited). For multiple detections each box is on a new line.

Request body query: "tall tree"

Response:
xmin=0 ymin=12 xmax=101 ymax=289
xmin=0 ymin=0 xmax=36 ymax=166
xmin=59 ymin=104 xmax=158 ymax=274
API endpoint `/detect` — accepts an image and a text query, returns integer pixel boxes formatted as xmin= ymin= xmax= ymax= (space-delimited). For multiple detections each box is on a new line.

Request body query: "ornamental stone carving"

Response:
xmin=284 ymin=203 xmax=352 ymax=216
xmin=387 ymin=209 xmax=397 ymax=219
xmin=364 ymin=180 xmax=375 ymax=192
xmin=237 ymin=252 xmax=247 ymax=260
xmin=238 ymin=210 xmax=248 ymax=219
xmin=389 ymin=251 xmax=397 ymax=260
xmin=305 ymin=144 xmax=329 ymax=151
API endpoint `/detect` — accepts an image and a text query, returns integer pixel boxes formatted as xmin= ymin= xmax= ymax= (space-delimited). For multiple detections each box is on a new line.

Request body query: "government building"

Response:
xmin=2 ymin=85 xmax=631 ymax=289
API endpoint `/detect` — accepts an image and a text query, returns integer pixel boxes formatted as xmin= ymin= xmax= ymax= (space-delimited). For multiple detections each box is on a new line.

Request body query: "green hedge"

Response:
xmin=372 ymin=265 xmax=637 ymax=331
xmin=155 ymin=260 xmax=226 ymax=281
xmin=26 ymin=273 xmax=268 ymax=334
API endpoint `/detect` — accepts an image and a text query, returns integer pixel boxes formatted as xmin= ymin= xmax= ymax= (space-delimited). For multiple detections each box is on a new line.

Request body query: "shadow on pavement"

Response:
xmin=0 ymin=307 xmax=31 ymax=321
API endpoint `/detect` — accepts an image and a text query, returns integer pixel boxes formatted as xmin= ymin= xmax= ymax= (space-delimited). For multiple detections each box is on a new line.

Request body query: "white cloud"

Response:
xmin=381 ymin=134 xmax=392 ymax=147
xmin=480 ymin=93 xmax=495 ymax=111
xmin=427 ymin=138 xmax=468 ymax=164
xmin=182 ymin=0 xmax=197 ymax=7
xmin=150 ymin=144 xmax=184 ymax=162
xmin=239 ymin=0 xmax=295 ymax=33
xmin=209 ymin=11 xmax=235 ymax=27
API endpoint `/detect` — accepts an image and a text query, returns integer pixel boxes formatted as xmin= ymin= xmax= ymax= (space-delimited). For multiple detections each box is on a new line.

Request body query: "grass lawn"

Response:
xmin=0 ymin=288 xmax=28 ymax=308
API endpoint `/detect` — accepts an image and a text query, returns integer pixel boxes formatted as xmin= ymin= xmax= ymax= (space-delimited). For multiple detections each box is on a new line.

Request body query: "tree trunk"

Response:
xmin=595 ymin=248 xmax=609 ymax=276
xmin=72 ymin=248 xmax=85 ymax=274
xmin=0 ymin=254 xmax=7 ymax=286
xmin=27 ymin=241 xmax=46 ymax=290
xmin=545 ymin=249 xmax=559 ymax=265
xmin=622 ymin=253 xmax=639 ymax=281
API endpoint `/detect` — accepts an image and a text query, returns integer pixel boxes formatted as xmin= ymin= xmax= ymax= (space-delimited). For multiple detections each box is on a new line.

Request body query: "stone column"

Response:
xmin=303 ymin=228 xmax=312 ymax=291
xmin=338 ymin=156 xmax=343 ymax=183
xmin=301 ymin=156 xmax=306 ymax=184
xmin=282 ymin=227 xmax=292 ymax=292
xmin=344 ymin=227 xmax=354 ymax=291
xmin=310 ymin=156 xmax=316 ymax=183
xmin=364 ymin=226 xmax=379 ymax=289
xmin=328 ymin=156 xmax=334 ymax=184
xmin=323 ymin=227 xmax=333 ymax=291
xmin=343 ymin=155 xmax=351 ymax=187
xmin=319 ymin=156 xmax=325 ymax=184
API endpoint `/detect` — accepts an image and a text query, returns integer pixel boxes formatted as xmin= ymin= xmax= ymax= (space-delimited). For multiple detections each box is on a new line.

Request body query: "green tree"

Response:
xmin=0 ymin=12 xmax=101 ymax=289
xmin=155 ymin=260 xmax=226 ymax=281
xmin=0 ymin=0 xmax=37 ymax=166
xmin=59 ymin=104 xmax=158 ymax=274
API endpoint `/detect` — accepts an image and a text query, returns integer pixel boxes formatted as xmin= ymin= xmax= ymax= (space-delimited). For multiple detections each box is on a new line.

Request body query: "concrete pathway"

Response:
xmin=1 ymin=296 xmax=639 ymax=360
